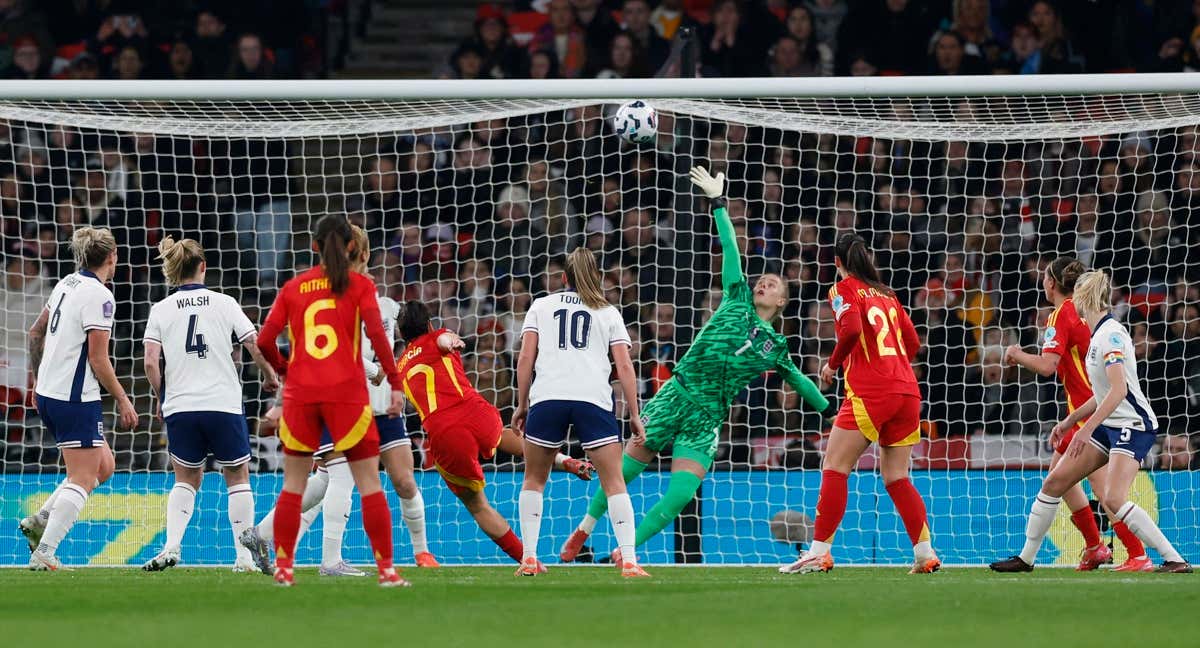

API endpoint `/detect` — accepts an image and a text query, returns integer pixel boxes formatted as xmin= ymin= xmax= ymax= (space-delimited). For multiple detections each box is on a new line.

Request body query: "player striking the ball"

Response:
xmin=141 ymin=236 xmax=280 ymax=573
xmin=560 ymin=166 xmax=832 ymax=564
xmin=395 ymin=300 xmax=594 ymax=568
xmin=1002 ymin=257 xmax=1147 ymax=571
xmin=780 ymin=232 xmax=939 ymax=575
xmin=256 ymin=215 xmax=407 ymax=587
xmin=990 ymin=271 xmax=1191 ymax=573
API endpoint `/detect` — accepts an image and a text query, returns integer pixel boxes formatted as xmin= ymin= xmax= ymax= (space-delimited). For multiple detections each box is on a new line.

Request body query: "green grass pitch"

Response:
xmin=2 ymin=566 xmax=1196 ymax=647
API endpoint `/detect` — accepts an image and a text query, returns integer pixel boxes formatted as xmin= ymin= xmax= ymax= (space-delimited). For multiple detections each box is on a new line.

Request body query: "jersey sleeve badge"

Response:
xmin=1042 ymin=326 xmax=1057 ymax=349
xmin=102 ymin=300 xmax=114 ymax=318
xmin=831 ymin=294 xmax=850 ymax=321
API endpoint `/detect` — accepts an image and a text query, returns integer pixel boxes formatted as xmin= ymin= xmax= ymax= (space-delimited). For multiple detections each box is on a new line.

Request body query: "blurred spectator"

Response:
xmin=529 ymin=0 xmax=588 ymax=79
xmin=461 ymin=4 xmax=526 ymax=79
xmin=4 ymin=37 xmax=44 ymax=78
xmin=996 ymin=21 xmax=1041 ymax=74
xmin=497 ymin=276 xmax=532 ymax=355
xmin=528 ymin=49 xmax=560 ymax=79
xmin=701 ymin=0 xmax=767 ymax=77
xmin=112 ymin=45 xmax=146 ymax=80
xmin=229 ymin=32 xmax=272 ymax=79
xmin=620 ymin=0 xmax=669 ymax=71
xmin=90 ymin=12 xmax=148 ymax=70
xmin=65 ymin=51 xmax=99 ymax=80
xmin=932 ymin=0 xmax=1001 ymax=69
xmin=1158 ymin=434 xmax=1198 ymax=470
xmin=929 ymin=31 xmax=990 ymax=75
xmin=839 ymin=0 xmax=933 ymax=75
xmin=1 ymin=254 xmax=46 ymax=406
xmin=447 ymin=42 xmax=485 ymax=80
xmin=193 ymin=9 xmax=232 ymax=77
xmin=572 ymin=0 xmax=619 ymax=69
xmin=595 ymin=31 xmax=647 ymax=78
xmin=0 ymin=0 xmax=52 ymax=70
xmin=1027 ymin=0 xmax=1085 ymax=74
xmin=777 ymin=5 xmax=832 ymax=76
xmin=162 ymin=37 xmax=200 ymax=80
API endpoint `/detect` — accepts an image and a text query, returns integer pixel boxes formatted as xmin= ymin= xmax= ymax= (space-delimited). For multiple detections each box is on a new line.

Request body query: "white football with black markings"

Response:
xmin=613 ymin=100 xmax=657 ymax=145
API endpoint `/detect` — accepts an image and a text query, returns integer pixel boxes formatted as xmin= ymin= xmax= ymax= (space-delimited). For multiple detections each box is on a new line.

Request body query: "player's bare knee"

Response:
xmin=222 ymin=463 xmax=250 ymax=487
xmin=393 ymin=475 xmax=417 ymax=499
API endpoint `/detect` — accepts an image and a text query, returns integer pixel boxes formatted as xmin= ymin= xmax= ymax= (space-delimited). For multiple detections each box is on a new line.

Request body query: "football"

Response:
xmin=614 ymin=100 xmax=657 ymax=145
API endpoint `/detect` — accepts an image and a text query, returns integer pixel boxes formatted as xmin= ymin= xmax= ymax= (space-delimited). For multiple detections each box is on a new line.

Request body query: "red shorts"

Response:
xmin=425 ymin=401 xmax=503 ymax=497
xmin=1055 ymin=422 xmax=1085 ymax=455
xmin=835 ymin=390 xmax=921 ymax=447
xmin=280 ymin=400 xmax=379 ymax=461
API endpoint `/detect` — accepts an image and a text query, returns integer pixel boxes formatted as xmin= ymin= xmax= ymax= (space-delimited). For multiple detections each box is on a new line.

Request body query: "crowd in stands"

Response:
xmin=445 ymin=0 xmax=1200 ymax=80
xmin=0 ymin=1 xmax=324 ymax=81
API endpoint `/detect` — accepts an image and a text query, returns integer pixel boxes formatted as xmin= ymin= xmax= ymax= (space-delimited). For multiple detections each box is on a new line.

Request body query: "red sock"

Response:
xmin=885 ymin=478 xmax=930 ymax=546
xmin=813 ymin=470 xmax=849 ymax=544
xmin=272 ymin=489 xmax=302 ymax=570
xmin=1112 ymin=521 xmax=1146 ymax=558
xmin=360 ymin=490 xmax=394 ymax=571
xmin=1069 ymin=506 xmax=1102 ymax=548
xmin=492 ymin=528 xmax=523 ymax=562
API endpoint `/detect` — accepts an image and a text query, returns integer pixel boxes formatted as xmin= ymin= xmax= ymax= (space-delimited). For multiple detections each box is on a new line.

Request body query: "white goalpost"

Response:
xmin=1 ymin=75 xmax=1198 ymax=567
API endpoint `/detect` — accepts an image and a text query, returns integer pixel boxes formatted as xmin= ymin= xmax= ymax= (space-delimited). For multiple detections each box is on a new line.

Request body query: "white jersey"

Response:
xmin=143 ymin=285 xmax=256 ymax=418
xmin=1086 ymin=315 xmax=1159 ymax=432
xmin=363 ymin=294 xmax=399 ymax=415
xmin=524 ymin=291 xmax=629 ymax=410
xmin=35 ymin=270 xmax=115 ymax=402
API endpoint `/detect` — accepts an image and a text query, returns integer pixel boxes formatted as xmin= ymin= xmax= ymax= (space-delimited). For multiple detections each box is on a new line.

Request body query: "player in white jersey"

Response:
xmin=511 ymin=248 xmax=649 ymax=578
xmin=140 ymin=236 xmax=280 ymax=572
xmin=241 ymin=225 xmax=439 ymax=575
xmin=20 ymin=228 xmax=138 ymax=571
xmin=991 ymin=271 xmax=1192 ymax=573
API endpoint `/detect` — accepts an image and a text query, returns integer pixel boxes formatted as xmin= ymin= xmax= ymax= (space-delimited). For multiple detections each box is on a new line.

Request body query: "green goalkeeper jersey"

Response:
xmin=671 ymin=204 xmax=829 ymax=418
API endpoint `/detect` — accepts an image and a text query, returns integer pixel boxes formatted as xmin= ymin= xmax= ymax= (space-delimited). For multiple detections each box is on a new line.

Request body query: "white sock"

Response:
xmin=38 ymin=482 xmax=88 ymax=555
xmin=400 ymin=491 xmax=429 ymax=554
xmin=552 ymin=454 xmax=569 ymax=470
xmin=607 ymin=493 xmax=636 ymax=565
xmin=164 ymin=482 xmax=197 ymax=551
xmin=227 ymin=483 xmax=255 ymax=562
xmin=36 ymin=478 xmax=70 ymax=523
xmin=1118 ymin=502 xmax=1184 ymax=563
xmin=518 ymin=490 xmax=543 ymax=560
xmin=808 ymin=540 xmax=832 ymax=556
xmin=321 ymin=459 xmax=354 ymax=566
xmin=298 ymin=505 xmax=321 ymax=542
xmin=913 ymin=541 xmax=934 ymax=561
xmin=579 ymin=513 xmax=598 ymax=535
xmin=257 ymin=468 xmax=330 ymax=544
xmin=1018 ymin=491 xmax=1061 ymax=565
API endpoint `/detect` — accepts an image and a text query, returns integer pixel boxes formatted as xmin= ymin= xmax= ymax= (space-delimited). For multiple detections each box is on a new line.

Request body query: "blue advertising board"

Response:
xmin=2 ymin=470 xmax=1196 ymax=567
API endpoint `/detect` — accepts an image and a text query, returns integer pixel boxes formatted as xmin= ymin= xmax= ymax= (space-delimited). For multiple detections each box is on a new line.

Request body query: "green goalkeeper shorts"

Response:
xmin=639 ymin=378 xmax=725 ymax=470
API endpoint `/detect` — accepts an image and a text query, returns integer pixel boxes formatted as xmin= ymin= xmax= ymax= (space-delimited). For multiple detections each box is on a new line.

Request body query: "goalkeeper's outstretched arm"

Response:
xmin=689 ymin=166 xmax=743 ymax=291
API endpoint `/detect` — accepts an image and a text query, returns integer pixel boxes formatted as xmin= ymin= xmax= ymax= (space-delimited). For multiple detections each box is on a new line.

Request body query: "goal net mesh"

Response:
xmin=1 ymin=93 xmax=1197 ymax=567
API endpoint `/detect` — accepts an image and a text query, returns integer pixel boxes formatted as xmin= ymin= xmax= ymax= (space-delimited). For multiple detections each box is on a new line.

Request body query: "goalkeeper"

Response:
xmin=560 ymin=166 xmax=834 ymax=563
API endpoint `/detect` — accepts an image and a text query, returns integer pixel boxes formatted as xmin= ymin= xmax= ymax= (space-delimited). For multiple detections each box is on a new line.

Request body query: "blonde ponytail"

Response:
xmin=157 ymin=235 xmax=205 ymax=286
xmin=349 ymin=224 xmax=370 ymax=273
xmin=69 ymin=227 xmax=117 ymax=270
xmin=1073 ymin=270 xmax=1111 ymax=318
xmin=565 ymin=247 xmax=607 ymax=310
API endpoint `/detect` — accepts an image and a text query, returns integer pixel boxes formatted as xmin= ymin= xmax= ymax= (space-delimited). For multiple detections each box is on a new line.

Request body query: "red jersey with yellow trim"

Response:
xmin=827 ymin=276 xmax=921 ymax=399
xmin=1041 ymin=298 xmax=1094 ymax=418
xmin=258 ymin=267 xmax=401 ymax=404
xmin=397 ymin=328 xmax=486 ymax=422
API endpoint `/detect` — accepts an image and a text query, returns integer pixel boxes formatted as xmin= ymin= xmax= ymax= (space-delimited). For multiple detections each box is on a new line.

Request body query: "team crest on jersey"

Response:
xmin=1043 ymin=326 xmax=1057 ymax=348
xmin=761 ymin=340 xmax=774 ymax=355
xmin=102 ymin=301 xmax=114 ymax=318
xmin=831 ymin=294 xmax=849 ymax=321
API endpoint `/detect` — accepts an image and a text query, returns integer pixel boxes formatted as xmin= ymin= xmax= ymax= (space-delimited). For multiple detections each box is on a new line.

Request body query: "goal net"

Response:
xmin=1 ymin=79 xmax=1197 ymax=567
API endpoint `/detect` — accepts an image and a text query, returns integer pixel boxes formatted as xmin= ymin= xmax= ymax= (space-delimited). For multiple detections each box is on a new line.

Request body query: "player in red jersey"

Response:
xmin=395 ymin=300 xmax=594 ymax=567
xmin=1000 ymin=257 xmax=1148 ymax=571
xmin=256 ymin=216 xmax=408 ymax=587
xmin=781 ymin=233 xmax=939 ymax=575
